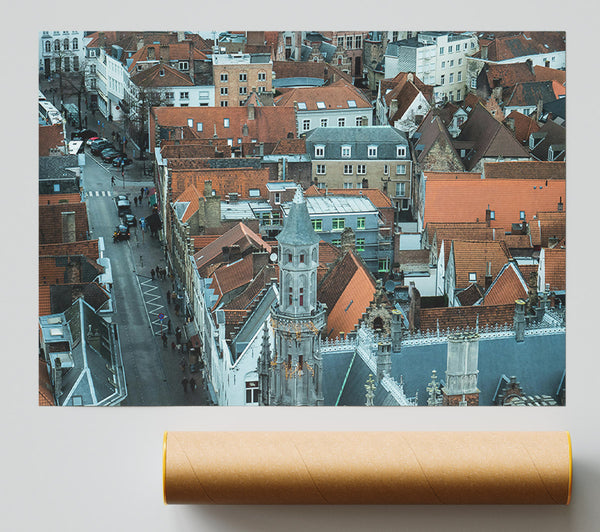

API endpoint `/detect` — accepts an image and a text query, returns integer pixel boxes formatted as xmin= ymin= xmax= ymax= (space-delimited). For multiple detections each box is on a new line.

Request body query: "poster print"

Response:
xmin=38 ymin=30 xmax=566 ymax=406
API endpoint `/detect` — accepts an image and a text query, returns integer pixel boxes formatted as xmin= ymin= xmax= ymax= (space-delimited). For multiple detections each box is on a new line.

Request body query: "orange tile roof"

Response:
xmin=224 ymin=264 xmax=278 ymax=311
xmin=518 ymin=264 xmax=538 ymax=285
xmin=484 ymin=160 xmax=565 ymax=180
xmin=534 ymin=65 xmax=566 ymax=85
xmin=318 ymin=251 xmax=376 ymax=339
xmin=39 ymin=285 xmax=51 ymax=316
xmin=275 ymin=80 xmax=371 ymax=110
xmin=128 ymin=42 xmax=207 ymax=73
xmin=529 ymin=211 xmax=566 ymax=247
xmin=39 ymin=203 xmax=90 ymax=245
xmin=419 ymin=304 xmax=515 ymax=333
xmin=272 ymin=138 xmax=306 ymax=155
xmin=485 ymin=62 xmax=536 ymax=87
xmin=503 ymin=110 xmax=540 ymax=145
xmin=173 ymin=184 xmax=202 ymax=223
xmin=170 ymin=167 xmax=269 ymax=200
xmin=501 ymin=234 xmax=532 ymax=249
xmin=194 ymin=222 xmax=271 ymax=271
xmin=209 ymin=254 xmax=255 ymax=305
xmin=544 ymin=248 xmax=566 ymax=290
xmin=484 ymin=262 xmax=528 ymax=306
xmin=39 ymin=193 xmax=82 ymax=205
xmin=39 ymin=124 xmax=66 ymax=156
xmin=190 ymin=234 xmax=221 ymax=251
xmin=451 ymin=240 xmax=512 ymax=290
xmin=423 ymin=173 xmax=566 ymax=230
xmin=152 ymin=106 xmax=297 ymax=148
xmin=39 ymin=240 xmax=100 ymax=261
xmin=130 ymin=63 xmax=194 ymax=88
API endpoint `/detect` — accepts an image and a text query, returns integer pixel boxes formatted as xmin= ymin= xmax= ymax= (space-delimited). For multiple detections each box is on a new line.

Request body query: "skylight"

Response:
xmin=347 ymin=100 xmax=357 ymax=107
xmin=297 ymin=102 xmax=307 ymax=110
xmin=316 ymin=101 xmax=326 ymax=109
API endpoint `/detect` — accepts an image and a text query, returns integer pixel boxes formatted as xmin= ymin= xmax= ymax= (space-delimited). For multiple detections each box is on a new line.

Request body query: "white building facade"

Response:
xmin=39 ymin=31 xmax=88 ymax=77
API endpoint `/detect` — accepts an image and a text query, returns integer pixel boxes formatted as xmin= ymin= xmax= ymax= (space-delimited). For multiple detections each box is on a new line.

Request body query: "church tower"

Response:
xmin=270 ymin=187 xmax=326 ymax=405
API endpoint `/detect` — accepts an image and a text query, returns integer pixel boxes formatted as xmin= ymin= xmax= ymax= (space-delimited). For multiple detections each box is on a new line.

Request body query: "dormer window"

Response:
xmin=159 ymin=69 xmax=165 ymax=76
xmin=178 ymin=61 xmax=189 ymax=70
xmin=341 ymin=145 xmax=351 ymax=158
xmin=469 ymin=272 xmax=477 ymax=282
xmin=314 ymin=145 xmax=325 ymax=158
xmin=367 ymin=145 xmax=378 ymax=158
xmin=316 ymin=101 xmax=326 ymax=109
xmin=520 ymin=211 xmax=526 ymax=220
xmin=347 ymin=100 xmax=357 ymax=108
xmin=396 ymin=145 xmax=406 ymax=158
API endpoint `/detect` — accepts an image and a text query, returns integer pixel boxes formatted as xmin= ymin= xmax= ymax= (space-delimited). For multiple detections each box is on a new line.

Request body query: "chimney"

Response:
xmin=376 ymin=340 xmax=392 ymax=380
xmin=242 ymin=123 xmax=249 ymax=137
xmin=340 ymin=227 xmax=356 ymax=254
xmin=492 ymin=86 xmax=503 ymax=102
xmin=557 ymin=197 xmax=563 ymax=212
xmin=514 ymin=299 xmax=526 ymax=342
xmin=229 ymin=244 xmax=242 ymax=262
xmin=390 ymin=98 xmax=399 ymax=119
xmin=61 ymin=211 xmax=76 ymax=243
xmin=177 ymin=31 xmax=185 ymax=42
xmin=526 ymin=58 xmax=533 ymax=74
xmin=408 ymin=282 xmax=421 ymax=332
xmin=442 ymin=332 xmax=480 ymax=406
xmin=53 ymin=357 xmax=62 ymax=403
xmin=252 ymin=251 xmax=269 ymax=276
xmin=407 ymin=72 xmax=414 ymax=83
xmin=204 ymin=180 xmax=213 ymax=197
xmin=506 ymin=117 xmax=515 ymax=131
xmin=248 ymin=103 xmax=255 ymax=120
xmin=484 ymin=261 xmax=493 ymax=291
xmin=148 ymin=46 xmax=155 ymax=60
xmin=159 ymin=44 xmax=170 ymax=62
xmin=485 ymin=205 xmax=492 ymax=227
xmin=390 ymin=309 xmax=403 ymax=352
xmin=536 ymin=98 xmax=544 ymax=120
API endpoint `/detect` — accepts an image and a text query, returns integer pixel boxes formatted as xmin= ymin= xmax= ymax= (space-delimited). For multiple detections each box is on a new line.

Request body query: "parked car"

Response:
xmin=71 ymin=129 xmax=98 ymax=141
xmin=121 ymin=213 xmax=137 ymax=227
xmin=112 ymin=156 xmax=133 ymax=167
xmin=113 ymin=224 xmax=130 ymax=242
xmin=91 ymin=139 xmax=113 ymax=155
xmin=116 ymin=198 xmax=132 ymax=216
xmin=86 ymin=136 xmax=101 ymax=146
xmin=101 ymin=148 xmax=123 ymax=162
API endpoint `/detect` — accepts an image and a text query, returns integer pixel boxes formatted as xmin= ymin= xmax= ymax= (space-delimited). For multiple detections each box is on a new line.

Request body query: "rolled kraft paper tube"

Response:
xmin=163 ymin=431 xmax=572 ymax=505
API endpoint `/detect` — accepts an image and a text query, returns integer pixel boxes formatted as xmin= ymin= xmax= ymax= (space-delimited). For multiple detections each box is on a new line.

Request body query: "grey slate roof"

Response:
xmin=304 ymin=126 xmax=409 ymax=160
xmin=543 ymin=98 xmax=566 ymax=120
xmin=322 ymin=330 xmax=565 ymax=406
xmin=39 ymin=155 xmax=81 ymax=180
xmin=276 ymin=189 xmax=320 ymax=246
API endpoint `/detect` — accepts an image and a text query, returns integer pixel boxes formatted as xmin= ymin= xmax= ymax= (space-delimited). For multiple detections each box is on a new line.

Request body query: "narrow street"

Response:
xmin=79 ymin=126 xmax=209 ymax=406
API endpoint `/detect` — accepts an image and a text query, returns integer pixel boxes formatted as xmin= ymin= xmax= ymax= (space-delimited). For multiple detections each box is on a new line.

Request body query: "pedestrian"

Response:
xmin=111 ymin=176 xmax=115 ymax=186
xmin=140 ymin=187 xmax=144 ymax=198
xmin=134 ymin=196 xmax=138 ymax=207
xmin=161 ymin=332 xmax=167 ymax=348
xmin=189 ymin=377 xmax=196 ymax=392
xmin=171 ymin=341 xmax=176 ymax=352
xmin=112 ymin=131 xmax=116 ymax=141
xmin=151 ymin=269 xmax=155 ymax=280
xmin=121 ymin=166 xmax=124 ymax=177
xmin=166 ymin=290 xmax=171 ymax=305
xmin=180 ymin=358 xmax=186 ymax=373
xmin=138 ymin=194 xmax=143 ymax=206
xmin=175 ymin=332 xmax=182 ymax=345
xmin=144 ymin=187 xmax=149 ymax=196
xmin=181 ymin=377 xmax=188 ymax=393
xmin=156 ymin=266 xmax=161 ymax=279
xmin=148 ymin=197 xmax=151 ymax=207
xmin=175 ymin=303 xmax=180 ymax=317
xmin=167 ymin=318 xmax=172 ymax=334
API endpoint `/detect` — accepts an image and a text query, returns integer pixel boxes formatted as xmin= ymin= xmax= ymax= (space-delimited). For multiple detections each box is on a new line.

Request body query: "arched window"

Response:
xmin=45 ymin=41 xmax=51 ymax=53
xmin=63 ymin=38 xmax=69 ymax=50
xmin=54 ymin=39 xmax=60 ymax=51
xmin=373 ymin=317 xmax=384 ymax=331
xmin=72 ymin=38 xmax=78 ymax=50
xmin=299 ymin=287 xmax=304 ymax=306
xmin=312 ymin=249 xmax=317 ymax=263
xmin=288 ymin=286 xmax=293 ymax=306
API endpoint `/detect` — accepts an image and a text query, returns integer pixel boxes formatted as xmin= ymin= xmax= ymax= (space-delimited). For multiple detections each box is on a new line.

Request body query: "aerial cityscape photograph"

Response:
xmin=37 ymin=30 xmax=566 ymax=407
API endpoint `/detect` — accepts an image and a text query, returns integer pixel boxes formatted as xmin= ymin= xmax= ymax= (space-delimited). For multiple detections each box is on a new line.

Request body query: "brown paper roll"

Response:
xmin=163 ymin=431 xmax=571 ymax=505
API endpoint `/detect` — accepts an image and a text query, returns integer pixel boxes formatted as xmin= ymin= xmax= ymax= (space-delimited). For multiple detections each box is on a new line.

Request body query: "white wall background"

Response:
xmin=5 ymin=4 xmax=598 ymax=532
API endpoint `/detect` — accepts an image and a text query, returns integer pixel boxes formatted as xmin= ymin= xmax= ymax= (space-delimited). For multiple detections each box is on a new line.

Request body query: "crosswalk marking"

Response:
xmin=86 ymin=190 xmax=112 ymax=197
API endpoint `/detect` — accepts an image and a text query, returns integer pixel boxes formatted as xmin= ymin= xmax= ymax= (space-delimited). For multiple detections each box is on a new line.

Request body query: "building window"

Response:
xmin=312 ymin=219 xmax=323 ymax=231
xmin=441 ymin=61 xmax=446 ymax=69
xmin=520 ymin=211 xmax=526 ymax=220
xmin=357 ymin=217 xmax=366 ymax=230
xmin=457 ymin=71 xmax=462 ymax=82
xmin=239 ymin=72 xmax=247 ymax=82
xmin=288 ymin=253 xmax=292 ymax=263
xmin=458 ymin=58 xmax=462 ymax=65
xmin=470 ymin=78 xmax=477 ymax=89
xmin=64 ymin=57 xmax=70 ymax=71
xmin=490 ymin=210 xmax=495 ymax=219
xmin=332 ymin=239 xmax=341 ymax=247
xmin=258 ymin=71 xmax=266 ymax=81
xmin=320 ymin=118 xmax=328 ymax=127
xmin=338 ymin=117 xmax=346 ymax=127
xmin=384 ymin=164 xmax=389 ymax=175
xmin=456 ymin=89 xmax=461 ymax=100
xmin=44 ymin=40 xmax=51 ymax=52
xmin=355 ymin=35 xmax=362 ymax=48
xmin=338 ymin=36 xmax=344 ymax=47
xmin=355 ymin=116 xmax=364 ymax=126
xmin=73 ymin=56 xmax=79 ymax=71
xmin=288 ymin=286 xmax=293 ymax=305
xmin=396 ymin=164 xmax=407 ymax=175
xmin=300 ymin=254 xmax=305 ymax=264
xmin=245 ymin=381 xmax=259 ymax=404
xmin=224 ymin=118 xmax=230 ymax=128
xmin=275 ymin=192 xmax=281 ymax=204
xmin=332 ymin=218 xmax=345 ymax=231
xmin=72 ymin=38 xmax=78 ymax=50
xmin=63 ymin=38 xmax=69 ymax=50
xmin=343 ymin=164 xmax=353 ymax=175
xmin=449 ymin=60 xmax=454 ymax=67
xmin=449 ymin=92 xmax=454 ymax=101
xmin=54 ymin=39 xmax=60 ymax=51
xmin=346 ymin=36 xmax=353 ymax=48
xmin=187 ymin=118 xmax=193 ymax=128
xmin=396 ymin=145 xmax=406 ymax=158
xmin=367 ymin=145 xmax=378 ymax=158
xmin=316 ymin=164 xmax=326 ymax=175
xmin=439 ymin=47 xmax=444 ymax=54
xmin=356 ymin=238 xmax=365 ymax=252
xmin=395 ymin=182 xmax=406 ymax=197
xmin=220 ymin=87 xmax=228 ymax=96
xmin=299 ymin=287 xmax=304 ymax=306
xmin=179 ymin=61 xmax=189 ymax=70
xmin=314 ymin=145 xmax=325 ymax=157
xmin=303 ymin=119 xmax=311 ymax=131
xmin=468 ymin=272 xmax=477 ymax=282
xmin=449 ymin=73 xmax=454 ymax=84
xmin=220 ymin=72 xmax=228 ymax=82
xmin=239 ymin=87 xmax=247 ymax=95
xmin=258 ymin=86 xmax=265 ymax=93
xmin=341 ymin=145 xmax=351 ymax=158
xmin=378 ymin=258 xmax=390 ymax=272
xmin=180 ymin=92 xmax=189 ymax=99
xmin=343 ymin=182 xmax=353 ymax=189
xmin=440 ymin=75 xmax=445 ymax=85
xmin=357 ymin=164 xmax=366 ymax=175
xmin=197 ymin=122 xmax=203 ymax=132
